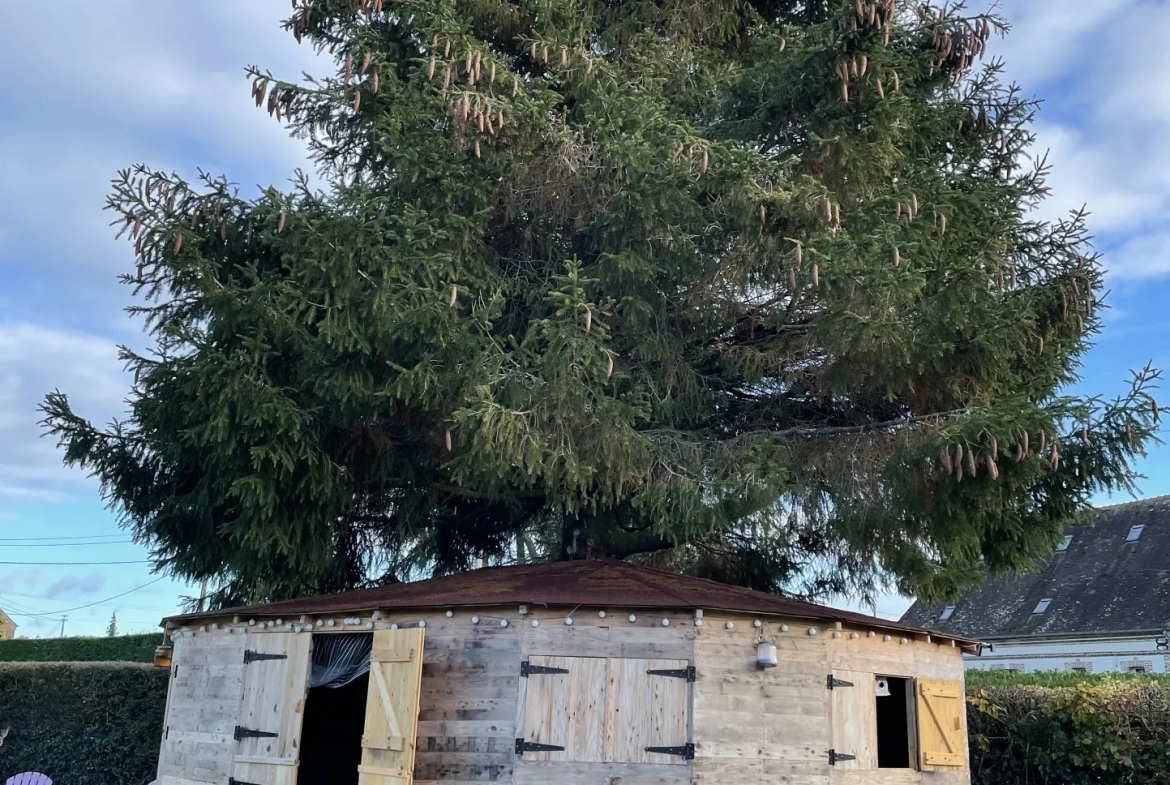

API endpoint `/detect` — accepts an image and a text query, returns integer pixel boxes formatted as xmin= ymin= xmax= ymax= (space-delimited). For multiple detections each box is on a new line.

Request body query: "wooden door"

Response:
xmin=828 ymin=670 xmax=877 ymax=770
xmin=231 ymin=631 xmax=312 ymax=785
xmin=158 ymin=633 xmax=246 ymax=785
xmin=916 ymin=678 xmax=967 ymax=770
xmin=358 ymin=627 xmax=425 ymax=785
xmin=604 ymin=658 xmax=689 ymax=764
xmin=519 ymin=655 xmax=607 ymax=762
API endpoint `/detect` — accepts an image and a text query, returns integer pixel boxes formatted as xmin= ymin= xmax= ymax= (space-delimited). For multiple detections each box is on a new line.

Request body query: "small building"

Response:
xmin=902 ymin=496 xmax=1170 ymax=674
xmin=0 ymin=606 xmax=17 ymax=640
xmin=158 ymin=560 xmax=976 ymax=785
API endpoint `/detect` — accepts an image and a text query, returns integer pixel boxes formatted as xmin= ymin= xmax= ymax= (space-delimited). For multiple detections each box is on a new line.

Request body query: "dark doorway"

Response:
xmin=296 ymin=671 xmax=370 ymax=785
xmin=875 ymin=676 xmax=914 ymax=768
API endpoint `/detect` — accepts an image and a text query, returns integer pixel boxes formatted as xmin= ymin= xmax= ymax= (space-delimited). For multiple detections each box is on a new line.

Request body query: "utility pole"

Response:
xmin=197 ymin=579 xmax=208 ymax=613
xmin=59 ymin=615 xmax=67 ymax=638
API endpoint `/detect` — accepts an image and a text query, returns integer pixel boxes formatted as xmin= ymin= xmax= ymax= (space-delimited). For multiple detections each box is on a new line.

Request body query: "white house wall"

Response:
xmin=964 ymin=633 xmax=1170 ymax=673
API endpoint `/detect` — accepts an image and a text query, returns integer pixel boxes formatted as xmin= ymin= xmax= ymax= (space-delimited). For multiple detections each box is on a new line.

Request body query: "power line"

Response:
xmin=0 ymin=560 xmax=151 ymax=566
xmin=1 ymin=577 xmax=169 ymax=618
xmin=0 ymin=534 xmax=131 ymax=542
xmin=0 ymin=541 xmax=134 ymax=547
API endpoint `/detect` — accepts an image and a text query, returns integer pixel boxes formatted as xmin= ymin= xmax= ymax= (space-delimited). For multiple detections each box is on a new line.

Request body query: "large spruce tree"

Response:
xmin=43 ymin=0 xmax=1160 ymax=608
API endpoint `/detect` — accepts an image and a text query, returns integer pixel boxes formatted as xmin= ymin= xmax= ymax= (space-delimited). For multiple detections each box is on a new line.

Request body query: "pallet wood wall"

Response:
xmin=691 ymin=612 xmax=970 ymax=785
xmin=168 ymin=606 xmax=969 ymax=785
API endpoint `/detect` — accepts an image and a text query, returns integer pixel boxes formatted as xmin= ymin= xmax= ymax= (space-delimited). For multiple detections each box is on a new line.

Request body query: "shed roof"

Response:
xmin=901 ymin=496 xmax=1170 ymax=639
xmin=166 ymin=559 xmax=973 ymax=647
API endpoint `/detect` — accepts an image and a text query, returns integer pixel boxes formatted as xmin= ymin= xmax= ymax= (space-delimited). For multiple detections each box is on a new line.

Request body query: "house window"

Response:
xmin=518 ymin=656 xmax=691 ymax=764
xmin=1032 ymin=598 xmax=1052 ymax=614
xmin=1127 ymin=525 xmax=1145 ymax=542
xmin=1121 ymin=659 xmax=1153 ymax=674
xmin=939 ymin=606 xmax=956 ymax=621
xmin=1070 ymin=667 xmax=1088 ymax=673
xmin=1056 ymin=534 xmax=1073 ymax=552
xmin=1065 ymin=661 xmax=1093 ymax=673
xmin=875 ymin=676 xmax=914 ymax=768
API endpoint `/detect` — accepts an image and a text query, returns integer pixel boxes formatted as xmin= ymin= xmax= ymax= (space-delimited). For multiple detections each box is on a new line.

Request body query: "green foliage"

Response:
xmin=0 ymin=634 xmax=161 ymax=663
xmin=0 ymin=663 xmax=167 ymax=785
xmin=968 ymin=682 xmax=1170 ymax=785
xmin=967 ymin=669 xmax=1170 ymax=689
xmin=40 ymin=0 xmax=1161 ymax=607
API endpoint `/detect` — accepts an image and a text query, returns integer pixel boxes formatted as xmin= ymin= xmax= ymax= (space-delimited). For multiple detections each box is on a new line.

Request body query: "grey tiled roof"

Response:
xmin=900 ymin=496 xmax=1170 ymax=638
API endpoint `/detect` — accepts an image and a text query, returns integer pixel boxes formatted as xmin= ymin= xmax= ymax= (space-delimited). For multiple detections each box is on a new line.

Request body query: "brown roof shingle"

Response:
xmin=166 ymin=559 xmax=973 ymax=645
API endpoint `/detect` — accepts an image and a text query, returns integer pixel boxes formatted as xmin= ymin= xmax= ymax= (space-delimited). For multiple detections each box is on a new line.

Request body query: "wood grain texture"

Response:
xmin=360 ymin=627 xmax=426 ymax=785
xmin=236 ymin=632 xmax=312 ymax=762
xmin=829 ymin=670 xmax=877 ymax=770
xmin=521 ymin=655 xmax=607 ymax=763
xmin=513 ymin=759 xmax=689 ymax=784
xmin=604 ymin=658 xmax=688 ymax=765
xmin=915 ymin=679 xmax=966 ymax=771
xmin=158 ymin=633 xmax=247 ymax=785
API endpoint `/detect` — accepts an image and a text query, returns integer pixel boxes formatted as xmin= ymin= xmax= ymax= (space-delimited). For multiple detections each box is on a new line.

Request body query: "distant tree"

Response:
xmin=106 ymin=612 xmax=118 ymax=637
xmin=42 ymin=0 xmax=1160 ymax=608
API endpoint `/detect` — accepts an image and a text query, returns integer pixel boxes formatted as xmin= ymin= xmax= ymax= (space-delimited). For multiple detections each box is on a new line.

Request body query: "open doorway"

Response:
xmin=297 ymin=634 xmax=373 ymax=785
xmin=875 ymin=676 xmax=915 ymax=769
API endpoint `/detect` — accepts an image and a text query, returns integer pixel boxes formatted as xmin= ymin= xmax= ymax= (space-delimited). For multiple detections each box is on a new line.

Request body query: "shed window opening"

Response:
xmin=297 ymin=633 xmax=372 ymax=785
xmin=1032 ymin=598 xmax=1052 ymax=614
xmin=1127 ymin=525 xmax=1146 ymax=542
xmin=875 ymin=676 xmax=915 ymax=769
xmin=939 ymin=606 xmax=956 ymax=621
xmin=1056 ymin=534 xmax=1073 ymax=552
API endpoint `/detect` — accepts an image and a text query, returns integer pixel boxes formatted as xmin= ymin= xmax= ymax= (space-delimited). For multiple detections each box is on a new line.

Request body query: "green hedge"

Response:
xmin=0 ymin=634 xmax=162 ymax=663
xmin=0 ymin=662 xmax=168 ymax=785
xmin=969 ymin=680 xmax=1170 ymax=785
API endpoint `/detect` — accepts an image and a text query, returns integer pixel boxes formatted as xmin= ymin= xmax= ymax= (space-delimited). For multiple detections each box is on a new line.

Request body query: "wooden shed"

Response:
xmin=158 ymin=560 xmax=978 ymax=785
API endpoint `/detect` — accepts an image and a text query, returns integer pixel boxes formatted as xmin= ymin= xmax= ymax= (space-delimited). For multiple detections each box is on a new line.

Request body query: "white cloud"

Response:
xmin=988 ymin=0 xmax=1170 ymax=280
xmin=0 ymin=323 xmax=129 ymax=500
xmin=0 ymin=2 xmax=322 ymax=332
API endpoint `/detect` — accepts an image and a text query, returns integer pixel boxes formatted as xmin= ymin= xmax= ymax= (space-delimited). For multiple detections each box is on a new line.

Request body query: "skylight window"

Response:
xmin=1033 ymin=598 xmax=1052 ymax=614
xmin=1127 ymin=525 xmax=1146 ymax=542
xmin=1056 ymin=534 xmax=1073 ymax=552
xmin=939 ymin=606 xmax=956 ymax=621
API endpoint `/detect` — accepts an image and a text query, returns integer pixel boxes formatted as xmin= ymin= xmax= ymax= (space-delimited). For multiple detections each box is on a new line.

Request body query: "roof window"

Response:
xmin=1033 ymin=598 xmax=1052 ymax=614
xmin=1056 ymin=534 xmax=1073 ymax=552
xmin=1127 ymin=525 xmax=1145 ymax=542
xmin=939 ymin=606 xmax=956 ymax=621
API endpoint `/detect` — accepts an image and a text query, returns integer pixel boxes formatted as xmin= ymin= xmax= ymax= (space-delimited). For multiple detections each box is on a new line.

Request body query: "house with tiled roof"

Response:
xmin=0 ymin=606 xmax=17 ymax=640
xmin=901 ymin=496 xmax=1170 ymax=674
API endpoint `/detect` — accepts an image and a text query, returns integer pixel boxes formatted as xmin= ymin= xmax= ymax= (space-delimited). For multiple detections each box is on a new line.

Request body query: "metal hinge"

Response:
xmin=646 ymin=743 xmax=695 ymax=760
xmin=515 ymin=738 xmax=566 ymax=754
xmin=826 ymin=674 xmax=854 ymax=690
xmin=234 ymin=726 xmax=279 ymax=741
xmin=244 ymin=650 xmax=289 ymax=664
xmin=520 ymin=660 xmax=570 ymax=677
xmin=647 ymin=666 xmax=696 ymax=682
xmin=829 ymin=750 xmax=856 ymax=765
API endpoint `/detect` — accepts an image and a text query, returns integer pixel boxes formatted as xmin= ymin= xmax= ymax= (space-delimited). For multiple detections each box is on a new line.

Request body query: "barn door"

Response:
xmin=358 ymin=627 xmax=425 ymax=785
xmin=828 ymin=670 xmax=877 ymax=769
xmin=158 ymin=632 xmax=246 ymax=785
xmin=604 ymin=658 xmax=690 ymax=764
xmin=916 ymin=679 xmax=967 ymax=770
xmin=518 ymin=656 xmax=607 ymax=762
xmin=231 ymin=631 xmax=312 ymax=785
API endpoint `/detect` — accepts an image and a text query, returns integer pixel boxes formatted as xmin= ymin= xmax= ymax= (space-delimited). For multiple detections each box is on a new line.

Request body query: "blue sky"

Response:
xmin=1 ymin=2 xmax=1167 ymax=635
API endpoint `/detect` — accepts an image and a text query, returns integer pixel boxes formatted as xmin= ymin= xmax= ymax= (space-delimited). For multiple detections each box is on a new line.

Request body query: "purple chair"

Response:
xmin=5 ymin=775 xmax=52 ymax=785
